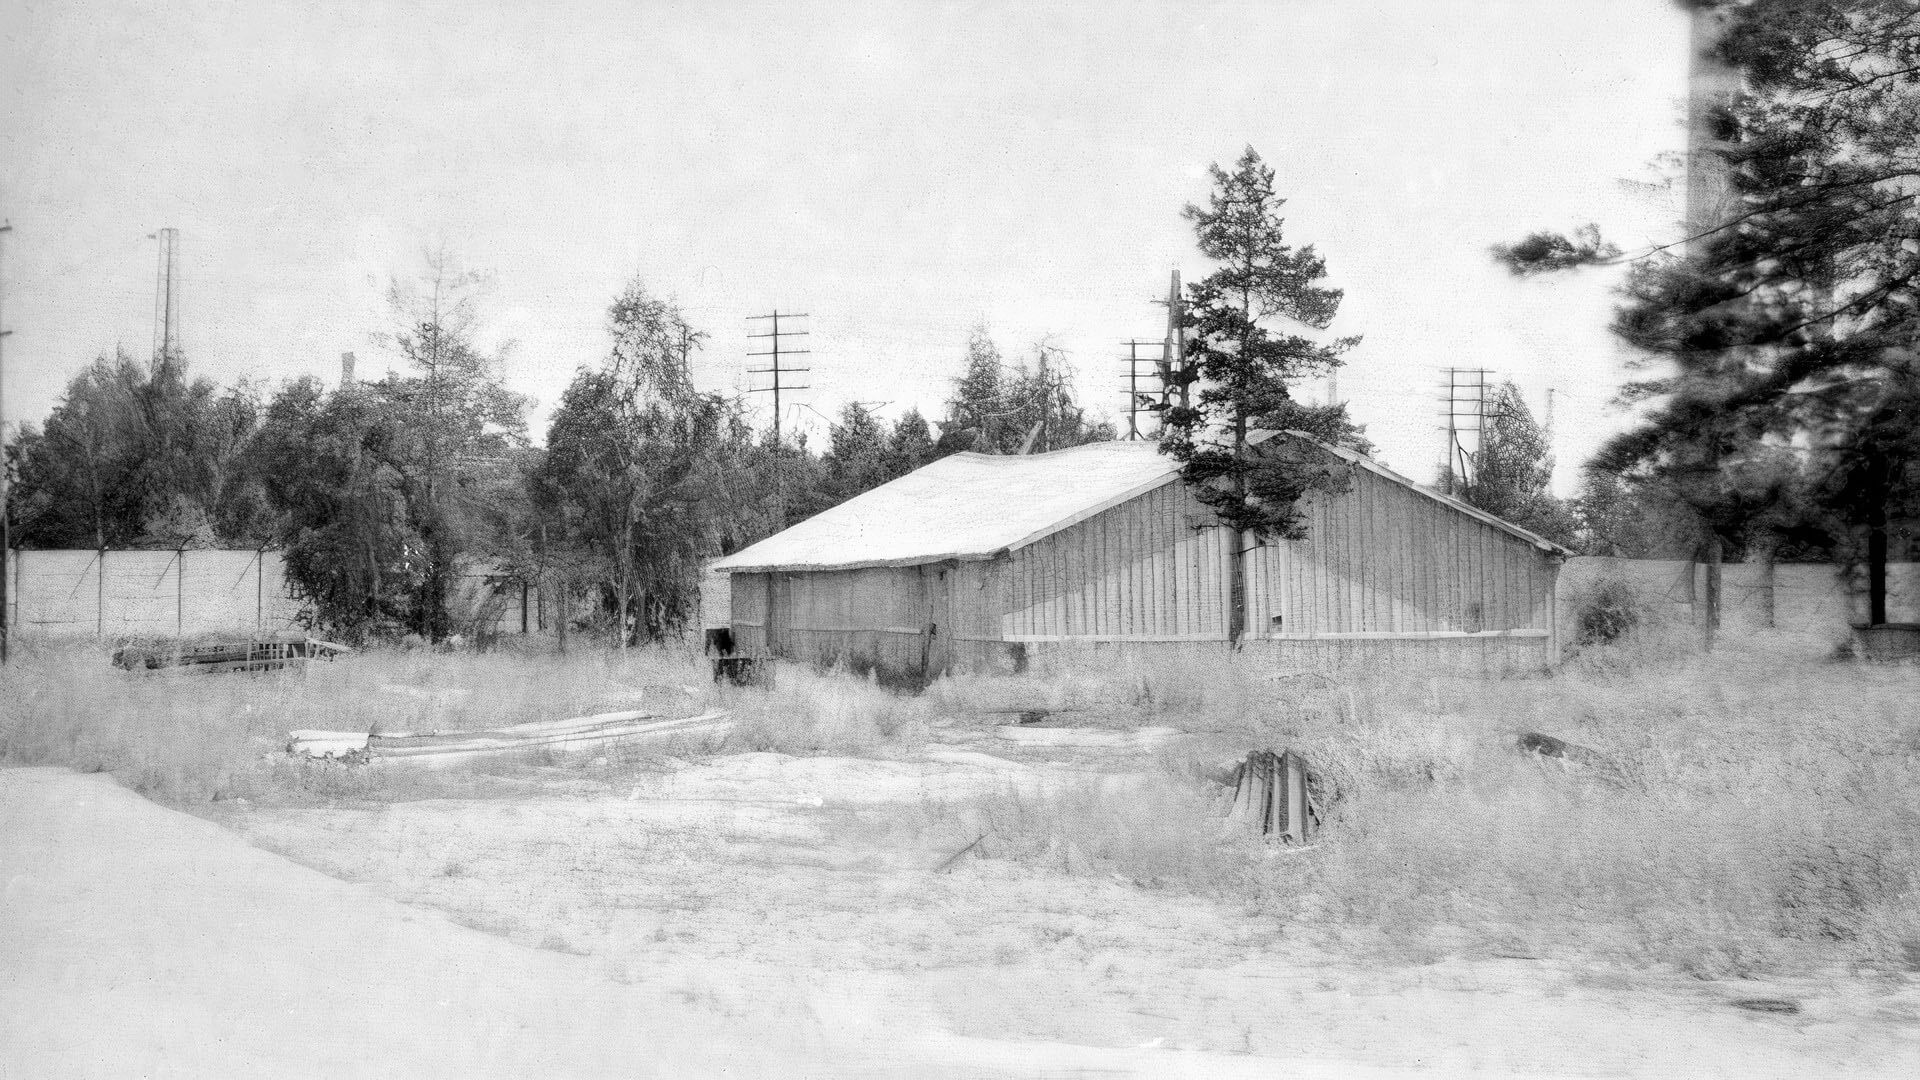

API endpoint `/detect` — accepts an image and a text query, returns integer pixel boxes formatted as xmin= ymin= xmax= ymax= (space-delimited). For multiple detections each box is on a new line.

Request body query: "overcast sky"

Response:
xmin=1 ymin=0 xmax=1692 ymax=492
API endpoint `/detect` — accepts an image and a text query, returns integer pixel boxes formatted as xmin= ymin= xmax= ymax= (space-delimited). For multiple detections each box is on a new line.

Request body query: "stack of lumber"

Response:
xmin=115 ymin=634 xmax=350 ymax=673
xmin=1226 ymin=749 xmax=1316 ymax=843
xmin=288 ymin=708 xmax=731 ymax=767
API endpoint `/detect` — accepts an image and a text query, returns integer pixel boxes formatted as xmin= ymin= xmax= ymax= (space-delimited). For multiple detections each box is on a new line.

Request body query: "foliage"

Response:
xmin=6 ymin=350 xmax=265 ymax=549
xmin=1568 ymin=573 xmax=1649 ymax=645
xmin=247 ymin=378 xmax=418 ymax=639
xmin=1159 ymin=146 xmax=1364 ymax=539
xmin=937 ymin=328 xmax=1112 ymax=455
xmin=1490 ymin=223 xmax=1619 ymax=276
xmin=1513 ymin=1 xmax=1920 ymax=562
xmin=249 ymin=250 xmax=529 ymax=641
xmin=1443 ymin=381 xmax=1578 ymax=546
xmin=532 ymin=276 xmax=736 ymax=643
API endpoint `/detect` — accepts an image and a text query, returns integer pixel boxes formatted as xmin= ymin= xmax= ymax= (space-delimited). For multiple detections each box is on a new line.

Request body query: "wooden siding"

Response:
xmin=728 ymin=563 xmax=1017 ymax=677
xmin=732 ymin=454 xmax=1562 ymax=677
xmin=1001 ymin=480 xmax=1231 ymax=640
xmin=1245 ymin=464 xmax=1554 ymax=636
xmin=1021 ymin=632 xmax=1552 ymax=675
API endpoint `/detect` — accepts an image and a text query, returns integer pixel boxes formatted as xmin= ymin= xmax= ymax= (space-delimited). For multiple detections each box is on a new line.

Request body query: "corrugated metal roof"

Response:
xmin=711 ymin=441 xmax=1182 ymax=573
xmin=712 ymin=433 xmax=1572 ymax=574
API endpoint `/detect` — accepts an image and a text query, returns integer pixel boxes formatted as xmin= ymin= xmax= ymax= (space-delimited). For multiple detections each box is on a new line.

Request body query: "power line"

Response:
xmin=1121 ymin=340 xmax=1168 ymax=440
xmin=746 ymin=310 xmax=810 ymax=527
xmin=1441 ymin=367 xmax=1492 ymax=495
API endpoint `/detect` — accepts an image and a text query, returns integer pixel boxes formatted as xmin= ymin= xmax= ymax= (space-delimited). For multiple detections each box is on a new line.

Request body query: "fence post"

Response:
xmin=176 ymin=548 xmax=185 ymax=638
xmin=257 ymin=549 xmax=264 ymax=631
xmin=97 ymin=548 xmax=105 ymax=639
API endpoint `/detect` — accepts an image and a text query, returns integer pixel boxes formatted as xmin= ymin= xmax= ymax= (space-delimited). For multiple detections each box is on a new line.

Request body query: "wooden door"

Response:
xmin=921 ymin=563 xmax=954 ymax=677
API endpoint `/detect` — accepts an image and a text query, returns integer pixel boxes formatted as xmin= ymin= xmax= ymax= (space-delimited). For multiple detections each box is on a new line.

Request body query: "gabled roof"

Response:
xmin=711 ymin=441 xmax=1182 ymax=573
xmin=712 ymin=434 xmax=1572 ymax=574
xmin=1286 ymin=432 xmax=1575 ymax=557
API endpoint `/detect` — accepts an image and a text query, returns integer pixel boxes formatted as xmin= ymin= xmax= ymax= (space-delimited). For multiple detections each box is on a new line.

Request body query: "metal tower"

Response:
xmin=151 ymin=227 xmax=180 ymax=374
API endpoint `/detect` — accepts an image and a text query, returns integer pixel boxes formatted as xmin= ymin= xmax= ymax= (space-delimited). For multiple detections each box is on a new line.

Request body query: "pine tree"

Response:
xmin=819 ymin=402 xmax=892 ymax=506
xmin=939 ymin=327 xmax=1011 ymax=453
xmin=1499 ymin=1 xmax=1920 ymax=617
xmin=887 ymin=409 xmax=938 ymax=476
xmin=1161 ymin=146 xmax=1363 ymax=539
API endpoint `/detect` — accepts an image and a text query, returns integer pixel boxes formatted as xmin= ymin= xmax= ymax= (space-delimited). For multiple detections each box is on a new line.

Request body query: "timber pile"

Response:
xmin=1226 ymin=749 xmax=1318 ymax=843
xmin=288 ymin=708 xmax=731 ymax=767
xmin=114 ymin=634 xmax=350 ymax=673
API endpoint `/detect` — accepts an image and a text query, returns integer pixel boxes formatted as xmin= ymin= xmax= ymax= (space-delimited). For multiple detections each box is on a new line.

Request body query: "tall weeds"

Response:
xmin=953 ymin=632 xmax=1920 ymax=977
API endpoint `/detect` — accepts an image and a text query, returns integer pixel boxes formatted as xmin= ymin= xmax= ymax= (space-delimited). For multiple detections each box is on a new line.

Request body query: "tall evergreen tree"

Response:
xmin=938 ymin=330 xmax=1112 ymax=455
xmin=887 ymin=408 xmax=939 ymax=476
xmin=1160 ymin=146 xmax=1364 ymax=539
xmin=1500 ymin=1 xmax=1920 ymax=618
xmin=938 ymin=327 xmax=1013 ymax=454
xmin=819 ymin=402 xmax=892 ymax=506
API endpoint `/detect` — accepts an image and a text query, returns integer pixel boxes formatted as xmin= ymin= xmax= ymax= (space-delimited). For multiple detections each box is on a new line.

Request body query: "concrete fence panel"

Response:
xmin=8 ymin=549 xmax=307 ymax=640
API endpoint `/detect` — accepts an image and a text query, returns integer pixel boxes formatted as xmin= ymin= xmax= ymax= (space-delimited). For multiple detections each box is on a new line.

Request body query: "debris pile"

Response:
xmin=289 ymin=708 xmax=731 ymax=767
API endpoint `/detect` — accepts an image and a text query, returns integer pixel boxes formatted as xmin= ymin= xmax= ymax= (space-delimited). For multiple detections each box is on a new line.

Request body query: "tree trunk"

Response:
xmin=617 ymin=511 xmax=632 ymax=651
xmin=556 ymin=571 xmax=568 ymax=655
xmin=1703 ymin=534 xmax=1722 ymax=651
xmin=1759 ymin=545 xmax=1776 ymax=630
xmin=1228 ymin=410 xmax=1248 ymax=646
xmin=1868 ymin=505 xmax=1889 ymax=627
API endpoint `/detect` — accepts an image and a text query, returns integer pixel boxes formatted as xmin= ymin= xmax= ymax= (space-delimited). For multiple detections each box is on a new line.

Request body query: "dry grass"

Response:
xmin=946 ymin=630 xmax=1920 ymax=978
xmin=0 ymin=638 xmax=718 ymax=804
xmin=720 ymin=664 xmax=932 ymax=757
xmin=7 ymin=627 xmax=1916 ymax=981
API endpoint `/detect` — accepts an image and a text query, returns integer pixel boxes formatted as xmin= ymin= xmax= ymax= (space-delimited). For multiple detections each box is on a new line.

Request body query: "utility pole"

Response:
xmin=1122 ymin=340 xmax=1165 ymax=440
xmin=1441 ymin=367 xmax=1491 ymax=496
xmin=1160 ymin=269 xmax=1187 ymax=413
xmin=150 ymin=227 xmax=180 ymax=375
xmin=1037 ymin=342 xmax=1051 ymax=453
xmin=0 ymin=219 xmax=11 ymax=665
xmin=747 ymin=310 xmax=810 ymax=527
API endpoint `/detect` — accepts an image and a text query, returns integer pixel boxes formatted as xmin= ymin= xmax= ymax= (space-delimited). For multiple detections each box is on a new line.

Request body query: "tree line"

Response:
xmin=2 ymin=252 xmax=1110 ymax=644
xmin=1492 ymin=0 xmax=1920 ymax=613
xmin=15 ymin=0 xmax=1906 ymax=648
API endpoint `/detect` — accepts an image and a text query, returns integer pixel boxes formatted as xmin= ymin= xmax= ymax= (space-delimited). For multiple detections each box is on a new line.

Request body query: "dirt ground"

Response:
xmin=7 ymin=710 xmax=1912 ymax=1077
xmin=3 ymin=711 xmax=1920 ymax=1068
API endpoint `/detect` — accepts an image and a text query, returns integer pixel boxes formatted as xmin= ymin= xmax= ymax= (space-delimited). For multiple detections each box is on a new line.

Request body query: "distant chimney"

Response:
xmin=340 ymin=351 xmax=356 ymax=385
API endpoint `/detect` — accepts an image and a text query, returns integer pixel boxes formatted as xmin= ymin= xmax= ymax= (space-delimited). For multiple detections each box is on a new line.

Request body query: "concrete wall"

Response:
xmin=1555 ymin=557 xmax=1920 ymax=647
xmin=8 ymin=549 xmax=306 ymax=640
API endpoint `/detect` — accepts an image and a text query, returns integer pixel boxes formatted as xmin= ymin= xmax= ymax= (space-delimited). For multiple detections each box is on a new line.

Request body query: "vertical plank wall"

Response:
xmin=1000 ymin=479 xmax=1230 ymax=640
xmin=1245 ymin=466 xmax=1554 ymax=635
xmin=730 ymin=458 xmax=1560 ymax=674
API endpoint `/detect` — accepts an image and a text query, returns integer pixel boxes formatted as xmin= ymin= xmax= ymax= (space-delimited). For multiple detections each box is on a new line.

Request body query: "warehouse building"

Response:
xmin=711 ymin=434 xmax=1571 ymax=679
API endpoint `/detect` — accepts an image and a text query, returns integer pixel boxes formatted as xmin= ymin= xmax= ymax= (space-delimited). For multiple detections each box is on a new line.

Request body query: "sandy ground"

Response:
xmin=7 ymin=754 xmax=1920 ymax=1078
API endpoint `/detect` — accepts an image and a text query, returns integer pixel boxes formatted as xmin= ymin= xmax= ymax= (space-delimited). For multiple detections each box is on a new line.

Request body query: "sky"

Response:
xmin=0 ymin=0 xmax=1693 ymax=494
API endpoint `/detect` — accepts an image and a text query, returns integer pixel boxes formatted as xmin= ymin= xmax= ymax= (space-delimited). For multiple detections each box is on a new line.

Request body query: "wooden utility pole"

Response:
xmin=1123 ymin=341 xmax=1163 ymax=439
xmin=1161 ymin=270 xmax=1187 ymax=413
xmin=1440 ymin=368 xmax=1491 ymax=496
xmin=747 ymin=311 xmax=810 ymax=528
